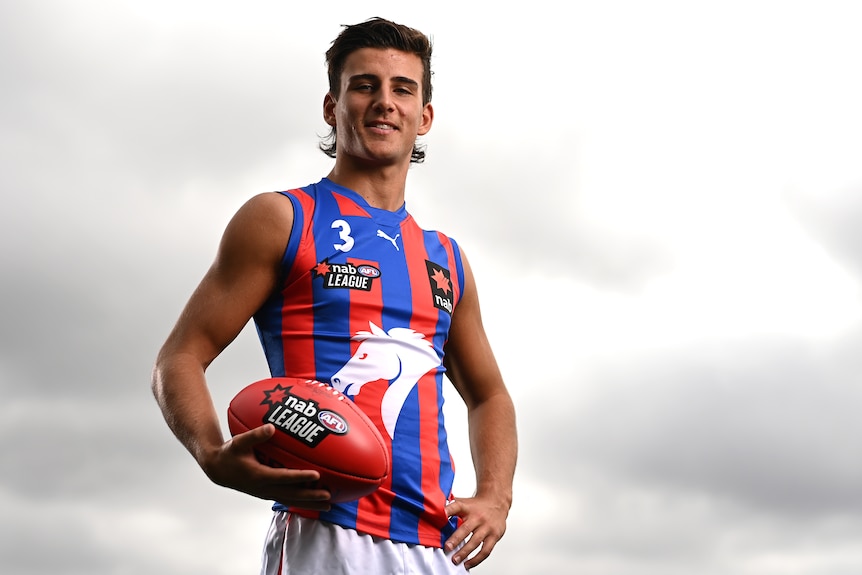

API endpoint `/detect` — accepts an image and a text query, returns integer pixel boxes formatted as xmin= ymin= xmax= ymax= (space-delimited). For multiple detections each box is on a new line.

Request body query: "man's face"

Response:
xmin=324 ymin=48 xmax=433 ymax=167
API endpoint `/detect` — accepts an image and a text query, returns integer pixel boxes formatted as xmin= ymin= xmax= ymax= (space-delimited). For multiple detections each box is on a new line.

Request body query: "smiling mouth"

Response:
xmin=368 ymin=122 xmax=396 ymax=131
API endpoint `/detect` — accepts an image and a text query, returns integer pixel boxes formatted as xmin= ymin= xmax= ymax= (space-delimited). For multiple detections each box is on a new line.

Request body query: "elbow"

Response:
xmin=150 ymin=359 xmax=166 ymax=404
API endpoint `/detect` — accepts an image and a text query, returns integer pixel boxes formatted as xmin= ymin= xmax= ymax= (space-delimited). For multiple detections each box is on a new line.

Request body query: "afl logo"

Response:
xmin=357 ymin=265 xmax=381 ymax=278
xmin=318 ymin=410 xmax=349 ymax=434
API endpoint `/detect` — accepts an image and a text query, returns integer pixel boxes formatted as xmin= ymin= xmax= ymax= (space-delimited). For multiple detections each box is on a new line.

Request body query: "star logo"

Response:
xmin=430 ymin=268 xmax=451 ymax=294
xmin=312 ymin=260 xmax=332 ymax=278
xmin=262 ymin=383 xmax=291 ymax=406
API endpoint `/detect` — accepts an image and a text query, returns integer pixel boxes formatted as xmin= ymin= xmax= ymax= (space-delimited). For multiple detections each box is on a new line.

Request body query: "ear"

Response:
xmin=417 ymin=102 xmax=434 ymax=136
xmin=323 ymin=92 xmax=337 ymax=127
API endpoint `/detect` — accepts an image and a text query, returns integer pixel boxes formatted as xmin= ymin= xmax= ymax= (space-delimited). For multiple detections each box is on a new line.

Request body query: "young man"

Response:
xmin=152 ymin=17 xmax=517 ymax=574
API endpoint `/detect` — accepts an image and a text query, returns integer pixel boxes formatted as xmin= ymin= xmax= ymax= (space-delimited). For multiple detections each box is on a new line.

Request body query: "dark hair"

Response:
xmin=319 ymin=17 xmax=433 ymax=163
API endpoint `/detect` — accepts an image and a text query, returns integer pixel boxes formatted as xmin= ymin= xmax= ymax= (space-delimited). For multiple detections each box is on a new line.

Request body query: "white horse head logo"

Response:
xmin=331 ymin=322 xmax=440 ymax=439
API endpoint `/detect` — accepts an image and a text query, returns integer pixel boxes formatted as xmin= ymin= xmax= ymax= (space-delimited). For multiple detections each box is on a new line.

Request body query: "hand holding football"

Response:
xmin=227 ymin=377 xmax=390 ymax=503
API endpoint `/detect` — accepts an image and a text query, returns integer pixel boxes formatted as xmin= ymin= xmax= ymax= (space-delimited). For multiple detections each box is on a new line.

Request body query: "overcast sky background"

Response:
xmin=3 ymin=1 xmax=862 ymax=573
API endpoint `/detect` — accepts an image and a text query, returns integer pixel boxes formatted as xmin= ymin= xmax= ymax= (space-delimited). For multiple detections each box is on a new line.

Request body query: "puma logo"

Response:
xmin=377 ymin=230 xmax=400 ymax=251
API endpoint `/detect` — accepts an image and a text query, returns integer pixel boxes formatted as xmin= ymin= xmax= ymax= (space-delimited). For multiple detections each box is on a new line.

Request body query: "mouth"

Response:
xmin=367 ymin=121 xmax=397 ymax=132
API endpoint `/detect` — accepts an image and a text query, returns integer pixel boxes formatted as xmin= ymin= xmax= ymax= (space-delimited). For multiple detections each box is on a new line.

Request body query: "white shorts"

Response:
xmin=260 ymin=511 xmax=469 ymax=575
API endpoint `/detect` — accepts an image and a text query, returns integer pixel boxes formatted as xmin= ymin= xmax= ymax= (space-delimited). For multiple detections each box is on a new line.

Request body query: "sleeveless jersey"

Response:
xmin=253 ymin=178 xmax=465 ymax=548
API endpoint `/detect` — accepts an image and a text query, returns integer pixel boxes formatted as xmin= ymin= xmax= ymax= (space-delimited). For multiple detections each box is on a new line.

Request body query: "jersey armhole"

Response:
xmin=276 ymin=190 xmax=305 ymax=274
xmin=450 ymin=237 xmax=466 ymax=308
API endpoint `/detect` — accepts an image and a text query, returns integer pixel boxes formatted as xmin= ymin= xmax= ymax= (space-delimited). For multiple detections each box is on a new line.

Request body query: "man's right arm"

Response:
xmin=151 ymin=192 xmax=331 ymax=510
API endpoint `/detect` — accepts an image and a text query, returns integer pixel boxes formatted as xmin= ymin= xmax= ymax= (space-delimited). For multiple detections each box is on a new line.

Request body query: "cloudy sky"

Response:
xmin=3 ymin=1 xmax=862 ymax=573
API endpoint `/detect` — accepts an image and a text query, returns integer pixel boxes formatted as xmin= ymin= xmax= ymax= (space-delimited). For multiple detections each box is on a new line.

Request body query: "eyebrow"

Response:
xmin=348 ymin=73 xmax=420 ymax=88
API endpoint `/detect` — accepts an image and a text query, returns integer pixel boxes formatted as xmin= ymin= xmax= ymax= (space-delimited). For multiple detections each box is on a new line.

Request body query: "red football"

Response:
xmin=227 ymin=377 xmax=390 ymax=503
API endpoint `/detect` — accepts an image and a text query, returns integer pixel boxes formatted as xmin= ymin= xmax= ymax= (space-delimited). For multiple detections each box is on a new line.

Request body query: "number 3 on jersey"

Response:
xmin=332 ymin=219 xmax=354 ymax=253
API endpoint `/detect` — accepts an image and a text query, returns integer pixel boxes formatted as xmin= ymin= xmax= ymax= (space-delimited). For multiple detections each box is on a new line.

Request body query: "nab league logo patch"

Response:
xmin=425 ymin=260 xmax=453 ymax=315
xmin=312 ymin=258 xmax=381 ymax=291
xmin=261 ymin=383 xmax=346 ymax=447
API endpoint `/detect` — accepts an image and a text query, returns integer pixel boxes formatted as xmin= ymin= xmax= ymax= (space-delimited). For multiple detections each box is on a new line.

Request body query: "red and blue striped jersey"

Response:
xmin=253 ymin=178 xmax=465 ymax=548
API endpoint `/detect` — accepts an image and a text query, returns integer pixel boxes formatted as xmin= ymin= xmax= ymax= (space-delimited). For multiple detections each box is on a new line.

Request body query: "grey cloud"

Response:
xmin=553 ymin=336 xmax=862 ymax=517
xmin=505 ymin=332 xmax=862 ymax=574
xmin=412 ymin=137 xmax=673 ymax=292
xmin=0 ymin=1 xmax=325 ymax=205
xmin=786 ymin=188 xmax=862 ymax=280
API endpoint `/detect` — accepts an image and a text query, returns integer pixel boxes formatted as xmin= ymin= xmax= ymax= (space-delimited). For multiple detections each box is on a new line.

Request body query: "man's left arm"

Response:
xmin=443 ymin=248 xmax=518 ymax=569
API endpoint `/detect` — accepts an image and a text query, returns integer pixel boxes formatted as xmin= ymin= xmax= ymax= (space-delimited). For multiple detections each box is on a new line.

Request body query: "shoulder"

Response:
xmin=237 ymin=191 xmax=295 ymax=218
xmin=227 ymin=192 xmax=294 ymax=236
xmin=218 ymin=192 xmax=295 ymax=265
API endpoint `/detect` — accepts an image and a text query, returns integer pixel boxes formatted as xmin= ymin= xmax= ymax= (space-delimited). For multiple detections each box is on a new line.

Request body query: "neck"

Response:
xmin=326 ymin=159 xmax=409 ymax=212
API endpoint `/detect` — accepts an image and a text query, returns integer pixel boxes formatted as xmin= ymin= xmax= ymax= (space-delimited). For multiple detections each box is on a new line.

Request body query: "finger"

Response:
xmin=462 ymin=536 xmax=497 ymax=570
xmin=258 ymin=464 xmax=321 ymax=483
xmin=229 ymin=423 xmax=276 ymax=450
xmin=229 ymin=426 xmax=322 ymax=481
xmin=444 ymin=523 xmax=471 ymax=552
xmin=451 ymin=529 xmax=482 ymax=566
xmin=445 ymin=499 xmax=464 ymax=518
xmin=443 ymin=500 xmax=471 ymax=551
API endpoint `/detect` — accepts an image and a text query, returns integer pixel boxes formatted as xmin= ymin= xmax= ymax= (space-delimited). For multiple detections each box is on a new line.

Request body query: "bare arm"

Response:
xmin=152 ymin=192 xmax=330 ymax=509
xmin=443 ymin=249 xmax=518 ymax=569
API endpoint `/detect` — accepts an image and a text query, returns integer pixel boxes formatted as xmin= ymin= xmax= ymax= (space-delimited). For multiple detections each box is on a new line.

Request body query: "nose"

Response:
xmin=373 ymin=88 xmax=395 ymax=113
